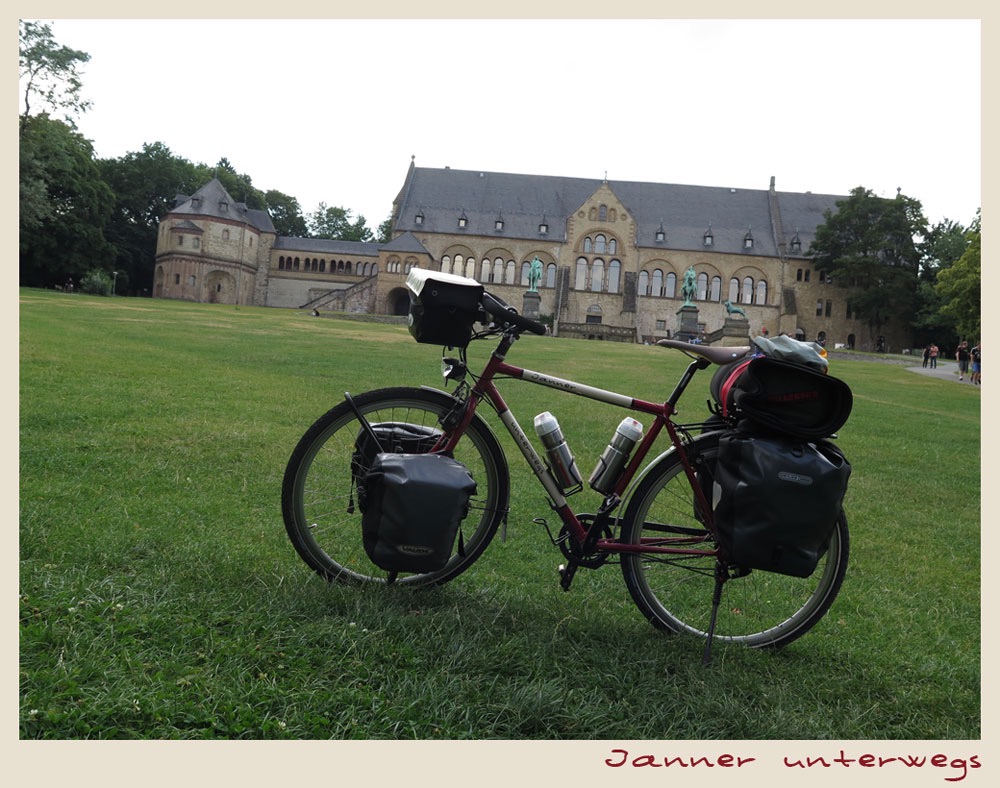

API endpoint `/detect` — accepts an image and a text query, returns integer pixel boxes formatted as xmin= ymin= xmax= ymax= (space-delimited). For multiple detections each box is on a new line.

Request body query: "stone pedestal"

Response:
xmin=522 ymin=290 xmax=541 ymax=320
xmin=675 ymin=304 xmax=700 ymax=341
xmin=719 ymin=316 xmax=751 ymax=347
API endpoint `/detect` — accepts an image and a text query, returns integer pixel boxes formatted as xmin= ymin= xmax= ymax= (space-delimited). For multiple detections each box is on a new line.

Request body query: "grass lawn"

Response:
xmin=18 ymin=289 xmax=981 ymax=742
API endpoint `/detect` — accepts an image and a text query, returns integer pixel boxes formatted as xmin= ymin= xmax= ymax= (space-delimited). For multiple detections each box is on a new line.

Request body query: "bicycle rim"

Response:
xmin=620 ymin=434 xmax=849 ymax=648
xmin=282 ymin=387 xmax=508 ymax=586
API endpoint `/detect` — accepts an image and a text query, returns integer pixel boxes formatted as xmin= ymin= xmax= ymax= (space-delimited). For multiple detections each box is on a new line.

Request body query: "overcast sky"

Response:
xmin=41 ymin=17 xmax=981 ymax=230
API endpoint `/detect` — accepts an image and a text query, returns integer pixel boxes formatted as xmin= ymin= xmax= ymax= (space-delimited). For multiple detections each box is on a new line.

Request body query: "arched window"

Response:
xmin=493 ymin=257 xmax=504 ymax=284
xmin=608 ymin=238 xmax=617 ymax=254
xmin=591 ymin=259 xmax=605 ymax=292
xmin=506 ymin=260 xmax=515 ymax=284
xmin=480 ymin=260 xmax=491 ymax=282
xmin=665 ymin=272 xmax=676 ymax=298
xmin=651 ymin=269 xmax=663 ymax=298
xmin=545 ymin=263 xmax=557 ymax=288
xmin=575 ymin=258 xmax=588 ymax=290
xmin=607 ymin=260 xmax=621 ymax=294
xmin=697 ymin=273 xmax=709 ymax=300
xmin=756 ymin=280 xmax=768 ymax=305
xmin=595 ymin=234 xmax=607 ymax=254
xmin=710 ymin=276 xmax=722 ymax=302
xmin=453 ymin=255 xmax=463 ymax=277
xmin=638 ymin=270 xmax=649 ymax=296
xmin=584 ymin=237 xmax=593 ymax=253
xmin=465 ymin=257 xmax=476 ymax=279
xmin=599 ymin=204 xmax=608 ymax=221
xmin=521 ymin=261 xmax=531 ymax=286
xmin=729 ymin=278 xmax=739 ymax=302
xmin=742 ymin=276 xmax=753 ymax=304
xmin=441 ymin=255 xmax=452 ymax=275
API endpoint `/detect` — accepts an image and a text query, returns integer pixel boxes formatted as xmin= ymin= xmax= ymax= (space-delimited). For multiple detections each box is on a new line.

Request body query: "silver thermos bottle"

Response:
xmin=534 ymin=411 xmax=583 ymax=490
xmin=589 ymin=417 xmax=644 ymax=494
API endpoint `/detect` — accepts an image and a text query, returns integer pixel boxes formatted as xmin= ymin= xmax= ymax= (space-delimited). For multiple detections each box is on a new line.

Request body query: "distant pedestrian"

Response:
xmin=956 ymin=341 xmax=970 ymax=381
xmin=922 ymin=345 xmax=930 ymax=368
xmin=929 ymin=343 xmax=939 ymax=369
xmin=970 ymin=342 xmax=981 ymax=385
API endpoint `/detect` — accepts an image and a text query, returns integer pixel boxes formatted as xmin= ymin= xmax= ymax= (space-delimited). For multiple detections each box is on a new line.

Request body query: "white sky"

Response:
xmin=35 ymin=17 xmax=982 ymax=229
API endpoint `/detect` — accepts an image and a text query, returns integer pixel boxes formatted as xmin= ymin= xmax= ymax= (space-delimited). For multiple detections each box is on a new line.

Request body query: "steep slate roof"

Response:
xmin=394 ymin=166 xmax=844 ymax=257
xmin=171 ymin=178 xmax=276 ymax=234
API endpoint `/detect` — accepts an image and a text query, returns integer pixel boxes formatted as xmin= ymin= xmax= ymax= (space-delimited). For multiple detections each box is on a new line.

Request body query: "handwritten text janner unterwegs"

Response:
xmin=604 ymin=748 xmax=982 ymax=782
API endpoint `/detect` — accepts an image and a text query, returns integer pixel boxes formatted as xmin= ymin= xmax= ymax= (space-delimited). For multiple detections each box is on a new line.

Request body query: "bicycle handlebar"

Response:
xmin=481 ymin=292 xmax=547 ymax=336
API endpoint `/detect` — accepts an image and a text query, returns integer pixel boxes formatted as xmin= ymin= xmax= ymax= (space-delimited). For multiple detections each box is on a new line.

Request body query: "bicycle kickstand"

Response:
xmin=558 ymin=560 xmax=578 ymax=591
xmin=701 ymin=563 xmax=728 ymax=667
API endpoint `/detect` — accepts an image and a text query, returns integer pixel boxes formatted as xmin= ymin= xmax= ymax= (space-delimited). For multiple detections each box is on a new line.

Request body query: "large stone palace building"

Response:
xmin=153 ymin=158 xmax=904 ymax=350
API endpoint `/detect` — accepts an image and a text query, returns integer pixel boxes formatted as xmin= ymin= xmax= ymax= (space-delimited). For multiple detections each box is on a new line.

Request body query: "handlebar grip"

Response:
xmin=481 ymin=292 xmax=547 ymax=336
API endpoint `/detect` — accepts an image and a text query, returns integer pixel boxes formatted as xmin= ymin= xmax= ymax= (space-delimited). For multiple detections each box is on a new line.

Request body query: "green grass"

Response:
xmin=19 ymin=289 xmax=980 ymax=740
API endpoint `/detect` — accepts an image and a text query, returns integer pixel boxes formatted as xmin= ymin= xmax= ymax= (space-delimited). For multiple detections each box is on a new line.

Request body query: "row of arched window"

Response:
xmin=277 ymin=256 xmax=379 ymax=276
xmin=439 ymin=253 xmax=769 ymax=304
xmin=639 ymin=270 xmax=769 ymax=305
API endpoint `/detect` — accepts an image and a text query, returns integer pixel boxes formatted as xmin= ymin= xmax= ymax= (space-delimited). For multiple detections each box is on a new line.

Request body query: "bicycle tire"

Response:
xmin=619 ymin=431 xmax=849 ymax=648
xmin=282 ymin=387 xmax=509 ymax=586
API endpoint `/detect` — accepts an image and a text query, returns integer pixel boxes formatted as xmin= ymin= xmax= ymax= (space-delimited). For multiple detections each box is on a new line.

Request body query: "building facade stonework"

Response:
xmin=153 ymin=162 xmax=911 ymax=351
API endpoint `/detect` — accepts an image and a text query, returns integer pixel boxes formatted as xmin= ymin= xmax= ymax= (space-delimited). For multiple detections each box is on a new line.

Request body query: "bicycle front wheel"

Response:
xmin=282 ymin=387 xmax=509 ymax=586
xmin=620 ymin=432 xmax=849 ymax=648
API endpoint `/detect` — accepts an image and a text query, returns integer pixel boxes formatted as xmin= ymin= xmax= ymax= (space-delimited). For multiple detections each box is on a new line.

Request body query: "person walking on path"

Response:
xmin=929 ymin=343 xmax=939 ymax=369
xmin=922 ymin=345 xmax=931 ymax=368
xmin=971 ymin=342 xmax=981 ymax=385
xmin=956 ymin=341 xmax=971 ymax=381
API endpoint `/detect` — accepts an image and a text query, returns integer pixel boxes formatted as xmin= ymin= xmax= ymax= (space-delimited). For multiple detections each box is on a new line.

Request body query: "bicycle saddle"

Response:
xmin=657 ymin=339 xmax=751 ymax=365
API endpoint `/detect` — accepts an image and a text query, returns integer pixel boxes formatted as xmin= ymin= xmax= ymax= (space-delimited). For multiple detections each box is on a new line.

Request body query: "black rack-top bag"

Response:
xmin=732 ymin=357 xmax=853 ymax=439
xmin=360 ymin=452 xmax=478 ymax=574
xmin=712 ymin=356 xmax=852 ymax=440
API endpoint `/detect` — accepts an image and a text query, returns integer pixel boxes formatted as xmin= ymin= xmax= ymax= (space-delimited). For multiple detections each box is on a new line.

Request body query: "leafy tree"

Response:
xmin=911 ymin=217 xmax=971 ymax=346
xmin=98 ymin=142 xmax=203 ymax=294
xmin=935 ymin=211 xmax=981 ymax=341
xmin=19 ymin=20 xmax=91 ymax=135
xmin=920 ymin=219 xmax=969 ymax=282
xmin=809 ymin=186 xmax=927 ymax=346
xmin=265 ymin=190 xmax=309 ymax=237
xmin=19 ymin=115 xmax=115 ymax=288
xmin=376 ymin=214 xmax=394 ymax=244
xmin=308 ymin=203 xmax=375 ymax=242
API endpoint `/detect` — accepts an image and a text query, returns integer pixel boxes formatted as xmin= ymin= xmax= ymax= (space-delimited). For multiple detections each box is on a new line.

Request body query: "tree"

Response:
xmin=809 ymin=187 xmax=927 ymax=346
xmin=935 ymin=211 xmax=981 ymax=341
xmin=19 ymin=20 xmax=91 ymax=135
xmin=376 ymin=214 xmax=394 ymax=244
xmin=911 ymin=217 xmax=971 ymax=347
xmin=98 ymin=142 xmax=203 ymax=294
xmin=308 ymin=203 xmax=375 ymax=242
xmin=265 ymin=190 xmax=309 ymax=237
xmin=19 ymin=115 xmax=115 ymax=288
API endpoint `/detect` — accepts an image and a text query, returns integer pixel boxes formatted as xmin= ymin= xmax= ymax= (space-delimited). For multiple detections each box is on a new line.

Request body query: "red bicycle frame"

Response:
xmin=437 ymin=331 xmax=719 ymax=561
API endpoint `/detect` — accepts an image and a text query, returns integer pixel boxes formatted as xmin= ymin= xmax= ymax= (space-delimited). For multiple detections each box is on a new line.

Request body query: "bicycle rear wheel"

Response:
xmin=282 ymin=387 xmax=509 ymax=586
xmin=619 ymin=432 xmax=849 ymax=648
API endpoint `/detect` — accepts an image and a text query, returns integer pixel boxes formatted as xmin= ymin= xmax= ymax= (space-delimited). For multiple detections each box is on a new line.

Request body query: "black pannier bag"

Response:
xmin=712 ymin=356 xmax=853 ymax=440
xmin=360 ymin=452 xmax=478 ymax=574
xmin=406 ymin=268 xmax=485 ymax=348
xmin=713 ymin=433 xmax=851 ymax=577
